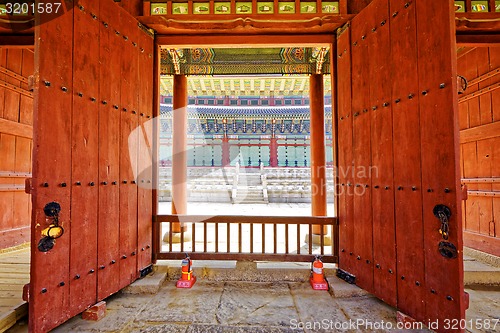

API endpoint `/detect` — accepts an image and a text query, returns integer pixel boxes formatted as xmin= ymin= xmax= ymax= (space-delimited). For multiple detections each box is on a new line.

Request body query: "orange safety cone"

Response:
xmin=176 ymin=253 xmax=196 ymax=288
xmin=310 ymin=255 xmax=329 ymax=290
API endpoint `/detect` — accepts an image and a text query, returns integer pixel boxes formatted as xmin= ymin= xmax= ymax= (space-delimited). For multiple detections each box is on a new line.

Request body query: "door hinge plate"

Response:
xmin=336 ymin=268 xmax=356 ymax=284
xmin=139 ymin=264 xmax=153 ymax=278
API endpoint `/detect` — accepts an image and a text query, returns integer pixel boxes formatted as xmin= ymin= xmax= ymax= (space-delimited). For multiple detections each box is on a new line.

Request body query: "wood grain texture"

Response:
xmin=31 ymin=1 xmax=74 ymax=330
xmin=137 ymin=29 xmax=154 ymax=272
xmin=118 ymin=10 xmax=140 ymax=289
xmin=416 ymin=0 xmax=466 ymax=326
xmin=390 ymin=0 xmax=425 ymax=319
xmin=368 ymin=0 xmax=396 ymax=308
xmin=336 ymin=24 xmax=354 ymax=275
xmin=0 ymin=119 xmax=32 ymax=139
xmin=69 ymin=0 xmax=100 ymax=318
xmin=30 ymin=0 xmax=154 ymax=331
xmin=460 ymin=121 xmax=500 ymax=143
xmin=350 ymin=4 xmax=373 ymax=292
xmin=97 ymin=0 xmax=122 ymax=301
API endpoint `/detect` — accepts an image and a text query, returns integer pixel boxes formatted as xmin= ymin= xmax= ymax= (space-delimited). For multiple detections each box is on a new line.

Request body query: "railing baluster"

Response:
xmin=180 ymin=224 xmax=184 ymax=253
xmin=250 ymin=223 xmax=254 ymax=253
xmin=320 ymin=223 xmax=324 ymax=256
xmin=262 ymin=223 xmax=265 ymax=253
xmin=215 ymin=222 xmax=219 ymax=253
xmin=296 ymin=223 xmax=300 ymax=255
xmin=192 ymin=221 xmax=196 ymax=252
xmin=285 ymin=224 xmax=289 ymax=254
xmin=227 ymin=222 xmax=230 ymax=253
xmin=333 ymin=219 xmax=339 ymax=258
xmin=169 ymin=222 xmax=173 ymax=252
xmin=273 ymin=223 xmax=277 ymax=254
xmin=308 ymin=224 xmax=312 ymax=254
xmin=204 ymin=221 xmax=207 ymax=253
xmin=238 ymin=223 xmax=242 ymax=253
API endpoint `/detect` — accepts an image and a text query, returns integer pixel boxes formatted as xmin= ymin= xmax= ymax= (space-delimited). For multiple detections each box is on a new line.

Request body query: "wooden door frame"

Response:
xmin=152 ymin=33 xmax=340 ymax=260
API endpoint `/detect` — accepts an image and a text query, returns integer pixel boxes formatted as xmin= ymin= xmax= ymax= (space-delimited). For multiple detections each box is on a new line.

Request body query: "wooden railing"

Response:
xmin=154 ymin=214 xmax=338 ymax=263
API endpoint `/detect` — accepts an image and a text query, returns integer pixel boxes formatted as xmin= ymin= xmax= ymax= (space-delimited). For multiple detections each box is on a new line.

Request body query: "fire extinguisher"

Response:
xmin=311 ymin=255 xmax=325 ymax=283
xmin=181 ymin=254 xmax=193 ymax=281
xmin=177 ymin=253 xmax=196 ymax=288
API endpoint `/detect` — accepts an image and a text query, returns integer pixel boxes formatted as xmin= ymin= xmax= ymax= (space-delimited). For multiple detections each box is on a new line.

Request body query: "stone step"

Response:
xmin=464 ymin=252 xmax=500 ymax=287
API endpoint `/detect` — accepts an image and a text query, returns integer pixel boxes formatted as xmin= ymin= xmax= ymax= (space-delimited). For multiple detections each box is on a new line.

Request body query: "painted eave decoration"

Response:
xmin=160 ymin=47 xmax=331 ymax=76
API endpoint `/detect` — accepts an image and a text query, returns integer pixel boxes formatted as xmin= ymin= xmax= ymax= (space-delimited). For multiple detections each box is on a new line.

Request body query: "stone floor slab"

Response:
xmin=185 ymin=324 xmax=304 ymax=333
xmin=123 ymin=272 xmax=168 ymax=295
xmin=134 ymin=281 xmax=225 ymax=325
xmin=216 ymin=282 xmax=298 ymax=327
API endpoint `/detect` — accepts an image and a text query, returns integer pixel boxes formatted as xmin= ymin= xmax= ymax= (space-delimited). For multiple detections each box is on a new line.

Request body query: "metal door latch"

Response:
xmin=433 ymin=204 xmax=451 ymax=240
xmin=438 ymin=241 xmax=458 ymax=259
xmin=433 ymin=204 xmax=458 ymax=259
xmin=38 ymin=202 xmax=65 ymax=252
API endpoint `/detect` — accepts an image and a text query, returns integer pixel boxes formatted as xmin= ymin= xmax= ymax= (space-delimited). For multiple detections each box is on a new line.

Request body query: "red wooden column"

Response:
xmin=171 ymin=75 xmax=188 ymax=233
xmin=270 ymin=137 xmax=278 ymax=167
xmin=309 ymin=74 xmax=327 ymax=236
xmin=222 ymin=137 xmax=230 ymax=166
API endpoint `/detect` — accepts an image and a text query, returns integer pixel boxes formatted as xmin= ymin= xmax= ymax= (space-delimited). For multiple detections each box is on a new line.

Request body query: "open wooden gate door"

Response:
xmin=30 ymin=0 xmax=154 ymax=331
xmin=337 ymin=0 xmax=466 ymax=331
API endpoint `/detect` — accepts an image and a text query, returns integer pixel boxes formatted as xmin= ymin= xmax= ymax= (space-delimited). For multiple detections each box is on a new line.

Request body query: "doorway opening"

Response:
xmin=154 ymin=44 xmax=338 ymax=263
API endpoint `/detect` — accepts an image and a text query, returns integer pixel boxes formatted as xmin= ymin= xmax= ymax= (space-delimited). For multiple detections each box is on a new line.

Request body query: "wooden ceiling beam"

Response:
xmin=456 ymin=34 xmax=500 ymax=46
xmin=139 ymin=14 xmax=353 ymax=36
xmin=0 ymin=35 xmax=34 ymax=48
xmin=157 ymin=34 xmax=334 ymax=47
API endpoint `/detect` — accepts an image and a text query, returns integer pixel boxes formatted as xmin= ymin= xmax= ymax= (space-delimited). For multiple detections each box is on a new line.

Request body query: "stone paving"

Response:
xmin=7 ymin=274 xmax=500 ymax=333
xmin=9 ymin=277 xmax=433 ymax=333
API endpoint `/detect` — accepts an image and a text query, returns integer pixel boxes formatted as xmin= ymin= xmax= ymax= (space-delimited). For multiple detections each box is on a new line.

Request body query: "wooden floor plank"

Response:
xmin=0 ymin=310 xmax=16 ymax=333
xmin=0 ymin=299 xmax=24 ymax=308
xmin=0 ymin=286 xmax=23 ymax=292
xmin=0 ymin=303 xmax=27 ymax=333
xmin=0 ymin=248 xmax=29 ymax=333
xmin=0 ymin=279 xmax=28 ymax=285
xmin=0 ymin=264 xmax=30 ymax=270
xmin=0 ymin=292 xmax=22 ymax=299
xmin=0 ymin=273 xmax=29 ymax=279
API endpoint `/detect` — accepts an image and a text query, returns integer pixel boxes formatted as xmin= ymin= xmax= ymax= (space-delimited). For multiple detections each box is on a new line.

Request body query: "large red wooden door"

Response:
xmin=337 ymin=0 xmax=466 ymax=331
xmin=30 ymin=1 xmax=154 ymax=332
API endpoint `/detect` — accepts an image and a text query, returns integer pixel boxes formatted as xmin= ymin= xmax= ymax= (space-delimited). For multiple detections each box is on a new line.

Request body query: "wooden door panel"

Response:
xmin=367 ymin=0 xmax=396 ymax=308
xmin=69 ymin=0 xmax=100 ymax=317
xmin=336 ymin=25 xmax=354 ymax=276
xmin=97 ymin=0 xmax=122 ymax=301
xmin=415 ymin=0 xmax=466 ymax=325
xmin=137 ymin=31 xmax=154 ymax=272
xmin=31 ymin=1 xmax=155 ymax=331
xmin=119 ymin=12 xmax=140 ymax=289
xmin=31 ymin=3 xmax=74 ymax=331
xmin=338 ymin=0 xmax=465 ymax=330
xmin=389 ymin=0 xmax=427 ymax=318
xmin=350 ymin=8 xmax=374 ymax=292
